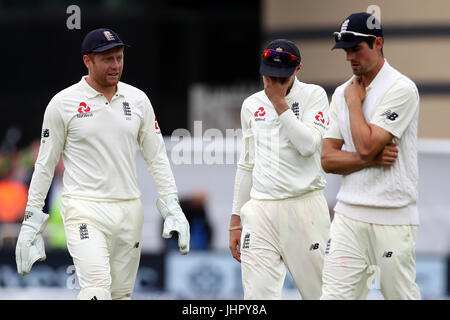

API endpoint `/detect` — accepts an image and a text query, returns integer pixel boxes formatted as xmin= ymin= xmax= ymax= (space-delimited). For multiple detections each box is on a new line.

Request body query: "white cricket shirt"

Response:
xmin=325 ymin=60 xmax=420 ymax=225
xmin=27 ymin=76 xmax=177 ymax=210
xmin=232 ymin=78 xmax=330 ymax=214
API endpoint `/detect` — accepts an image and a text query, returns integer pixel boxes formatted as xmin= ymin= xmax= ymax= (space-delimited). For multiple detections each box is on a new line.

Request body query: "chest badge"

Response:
xmin=123 ymin=102 xmax=132 ymax=120
xmin=291 ymin=102 xmax=300 ymax=118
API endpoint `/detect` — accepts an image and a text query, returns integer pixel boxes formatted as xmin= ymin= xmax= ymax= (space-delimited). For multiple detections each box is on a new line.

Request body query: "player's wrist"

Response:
xmin=271 ymin=99 xmax=289 ymax=115
xmin=345 ymin=96 xmax=362 ymax=108
xmin=229 ymin=213 xmax=241 ymax=231
xmin=22 ymin=206 xmax=49 ymax=232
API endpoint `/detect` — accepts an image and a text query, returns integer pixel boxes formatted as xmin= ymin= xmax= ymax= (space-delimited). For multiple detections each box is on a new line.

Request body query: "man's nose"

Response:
xmin=111 ymin=59 xmax=121 ymax=69
xmin=346 ymin=51 xmax=354 ymax=61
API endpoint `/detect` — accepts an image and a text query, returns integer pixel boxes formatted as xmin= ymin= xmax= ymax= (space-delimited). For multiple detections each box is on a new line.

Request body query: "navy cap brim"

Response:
xmin=332 ymin=38 xmax=365 ymax=50
xmin=83 ymin=42 xmax=130 ymax=55
xmin=259 ymin=63 xmax=297 ymax=78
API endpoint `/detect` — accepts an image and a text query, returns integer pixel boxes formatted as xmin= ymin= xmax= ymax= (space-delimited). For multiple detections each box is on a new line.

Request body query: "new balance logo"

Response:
xmin=381 ymin=110 xmax=399 ymax=121
xmin=79 ymin=224 xmax=89 ymax=240
xmin=309 ymin=243 xmax=319 ymax=251
xmin=382 ymin=251 xmax=393 ymax=258
xmin=242 ymin=233 xmax=250 ymax=249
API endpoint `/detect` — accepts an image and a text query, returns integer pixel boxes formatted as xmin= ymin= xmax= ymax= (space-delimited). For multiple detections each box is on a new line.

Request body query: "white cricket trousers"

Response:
xmin=239 ymin=190 xmax=331 ymax=300
xmin=321 ymin=213 xmax=421 ymax=300
xmin=60 ymin=196 xmax=144 ymax=300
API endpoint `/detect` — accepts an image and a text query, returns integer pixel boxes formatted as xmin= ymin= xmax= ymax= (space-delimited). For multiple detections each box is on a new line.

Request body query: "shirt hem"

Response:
xmin=61 ymin=193 xmax=141 ymax=203
xmin=334 ymin=201 xmax=420 ymax=225
xmin=251 ymin=188 xmax=324 ymax=201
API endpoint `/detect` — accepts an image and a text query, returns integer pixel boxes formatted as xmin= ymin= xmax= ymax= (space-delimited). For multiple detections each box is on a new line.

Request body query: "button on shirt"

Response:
xmin=28 ymin=77 xmax=177 ymax=210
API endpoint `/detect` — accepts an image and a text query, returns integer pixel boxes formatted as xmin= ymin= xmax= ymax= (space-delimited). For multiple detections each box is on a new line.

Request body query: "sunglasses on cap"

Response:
xmin=333 ymin=31 xmax=377 ymax=42
xmin=262 ymin=49 xmax=299 ymax=63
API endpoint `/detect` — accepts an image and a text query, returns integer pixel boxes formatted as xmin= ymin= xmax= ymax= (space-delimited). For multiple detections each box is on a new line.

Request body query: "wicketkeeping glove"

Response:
xmin=15 ymin=206 xmax=50 ymax=275
xmin=156 ymin=194 xmax=190 ymax=255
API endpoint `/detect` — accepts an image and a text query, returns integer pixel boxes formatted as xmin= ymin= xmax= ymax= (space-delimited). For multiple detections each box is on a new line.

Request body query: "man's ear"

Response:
xmin=83 ymin=53 xmax=95 ymax=69
xmin=83 ymin=54 xmax=89 ymax=68
xmin=375 ymin=37 xmax=384 ymax=50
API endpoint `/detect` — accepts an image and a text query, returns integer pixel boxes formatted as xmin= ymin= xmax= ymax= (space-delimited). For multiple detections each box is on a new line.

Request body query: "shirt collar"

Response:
xmin=79 ymin=76 xmax=126 ymax=99
xmin=366 ymin=59 xmax=390 ymax=92
xmin=116 ymin=82 xmax=125 ymax=98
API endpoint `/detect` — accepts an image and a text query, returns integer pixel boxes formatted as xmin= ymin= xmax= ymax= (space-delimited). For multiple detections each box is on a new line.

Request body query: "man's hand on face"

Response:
xmin=263 ymin=76 xmax=289 ymax=102
xmin=263 ymin=75 xmax=292 ymax=115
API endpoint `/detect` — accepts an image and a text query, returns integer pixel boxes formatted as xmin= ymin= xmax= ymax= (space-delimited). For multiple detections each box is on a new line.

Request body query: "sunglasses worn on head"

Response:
xmin=333 ymin=31 xmax=377 ymax=43
xmin=262 ymin=49 xmax=299 ymax=63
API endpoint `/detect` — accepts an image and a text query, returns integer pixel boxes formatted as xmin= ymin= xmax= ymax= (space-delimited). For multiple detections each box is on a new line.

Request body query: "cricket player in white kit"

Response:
xmin=15 ymin=28 xmax=190 ymax=300
xmin=229 ymin=39 xmax=331 ymax=300
xmin=320 ymin=13 xmax=421 ymax=300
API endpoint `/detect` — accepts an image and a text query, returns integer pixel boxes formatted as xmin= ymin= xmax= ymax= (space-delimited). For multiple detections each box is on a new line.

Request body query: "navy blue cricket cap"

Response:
xmin=81 ymin=28 xmax=129 ymax=55
xmin=259 ymin=39 xmax=301 ymax=78
xmin=332 ymin=12 xmax=383 ymax=50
